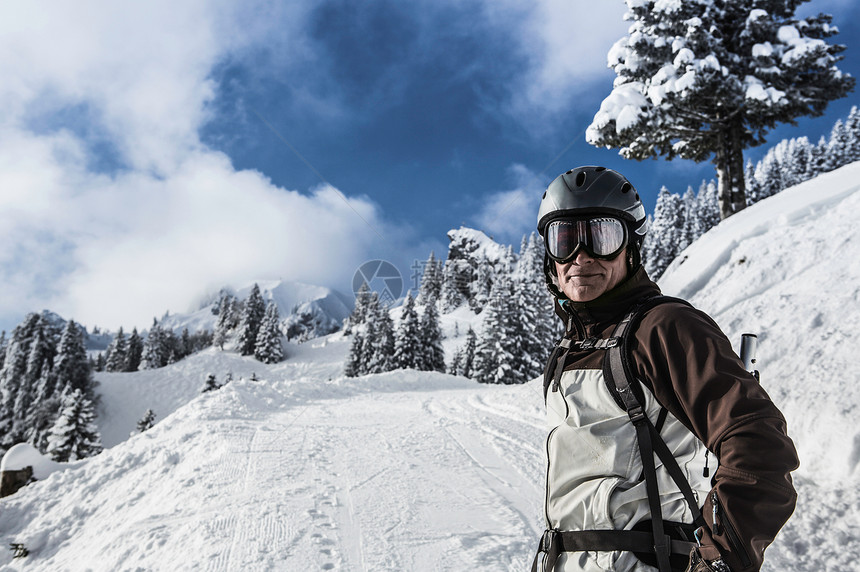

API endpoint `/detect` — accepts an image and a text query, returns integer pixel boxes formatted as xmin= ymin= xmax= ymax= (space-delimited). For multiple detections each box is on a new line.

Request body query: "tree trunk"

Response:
xmin=715 ymin=122 xmax=747 ymax=220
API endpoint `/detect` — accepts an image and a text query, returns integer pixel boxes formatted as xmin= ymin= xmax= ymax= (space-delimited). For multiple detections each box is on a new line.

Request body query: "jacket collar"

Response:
xmin=553 ymin=266 xmax=661 ymax=333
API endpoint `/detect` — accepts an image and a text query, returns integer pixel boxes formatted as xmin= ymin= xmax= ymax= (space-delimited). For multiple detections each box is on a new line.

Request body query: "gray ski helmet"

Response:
xmin=537 ymin=166 xmax=648 ymax=298
xmin=537 ymin=166 xmax=647 ymax=245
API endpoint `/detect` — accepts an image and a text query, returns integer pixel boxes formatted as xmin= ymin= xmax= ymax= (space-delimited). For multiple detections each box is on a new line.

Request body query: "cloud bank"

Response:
xmin=0 ymin=0 xmax=629 ymax=331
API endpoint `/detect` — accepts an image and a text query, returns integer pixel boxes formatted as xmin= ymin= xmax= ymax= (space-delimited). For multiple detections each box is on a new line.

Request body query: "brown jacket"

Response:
xmin=547 ymin=267 xmax=798 ymax=571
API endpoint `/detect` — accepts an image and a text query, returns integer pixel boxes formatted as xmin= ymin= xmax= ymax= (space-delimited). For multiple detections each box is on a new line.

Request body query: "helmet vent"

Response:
xmin=595 ymin=166 xmax=606 ymax=172
xmin=542 ymin=191 xmax=546 ymax=199
xmin=575 ymin=172 xmax=587 ymax=187
xmin=620 ymin=182 xmax=632 ymax=193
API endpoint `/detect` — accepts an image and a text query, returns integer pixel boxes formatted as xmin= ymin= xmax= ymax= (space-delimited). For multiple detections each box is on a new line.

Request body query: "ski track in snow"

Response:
xmin=0 ymin=361 xmax=547 ymax=571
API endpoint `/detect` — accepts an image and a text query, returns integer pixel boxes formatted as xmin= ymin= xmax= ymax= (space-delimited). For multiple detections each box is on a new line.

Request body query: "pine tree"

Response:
xmin=472 ymin=278 xmax=517 ymax=385
xmin=417 ymin=252 xmax=443 ymax=305
xmin=213 ymin=292 xmax=237 ymax=350
xmin=126 ymin=328 xmax=143 ymax=372
xmin=439 ymin=259 xmax=467 ymax=313
xmin=237 ymin=284 xmax=266 ymax=356
xmin=460 ymin=327 xmax=478 ymax=379
xmin=136 ymin=409 xmax=157 ymax=433
xmin=845 ymin=106 xmax=860 ymax=164
xmin=393 ymin=293 xmax=422 ymax=370
xmin=419 ymin=295 xmax=445 ymax=373
xmin=343 ymin=329 xmax=365 ymax=377
xmin=46 ymin=388 xmax=103 ymax=462
xmin=643 ymin=187 xmax=685 ymax=280
xmin=255 ymin=302 xmax=284 ymax=364
xmin=825 ymin=119 xmax=851 ymax=171
xmin=366 ymin=295 xmax=395 ymax=374
xmin=344 ymin=282 xmax=373 ymax=335
xmin=104 ymin=327 xmax=127 ymax=372
xmin=469 ymin=258 xmax=493 ymax=314
xmin=806 ymin=135 xmax=830 ymax=179
xmin=0 ymin=314 xmax=43 ymax=452
xmin=141 ymin=319 xmax=166 ymax=370
xmin=52 ymin=320 xmax=93 ymax=399
xmin=587 ymin=1 xmax=854 ymax=219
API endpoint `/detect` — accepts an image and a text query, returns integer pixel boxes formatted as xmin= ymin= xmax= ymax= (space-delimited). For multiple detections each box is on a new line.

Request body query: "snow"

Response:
xmin=588 ymin=82 xmax=648 ymax=135
xmin=3 ymin=164 xmax=860 ymax=569
xmin=777 ymin=25 xmax=827 ymax=65
xmin=745 ymin=77 xmax=786 ymax=104
xmin=752 ymin=42 xmax=774 ymax=58
xmin=0 ymin=445 xmax=70 ymax=481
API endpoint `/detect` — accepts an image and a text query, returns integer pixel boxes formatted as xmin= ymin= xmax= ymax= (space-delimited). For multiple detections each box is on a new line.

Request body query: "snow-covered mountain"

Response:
xmin=2 ymin=164 xmax=860 ymax=570
xmin=158 ymin=280 xmax=353 ymax=342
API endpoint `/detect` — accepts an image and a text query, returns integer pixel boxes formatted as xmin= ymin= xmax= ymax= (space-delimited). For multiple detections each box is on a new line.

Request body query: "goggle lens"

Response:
xmin=546 ymin=218 xmax=626 ymax=261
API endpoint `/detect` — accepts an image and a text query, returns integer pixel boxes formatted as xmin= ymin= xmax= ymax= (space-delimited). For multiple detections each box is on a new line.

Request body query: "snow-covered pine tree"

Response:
xmin=447 ymin=347 xmax=463 ymax=377
xmin=15 ymin=317 xmax=55 ymax=428
xmin=693 ymin=180 xmax=720 ymax=240
xmin=472 ymin=278 xmax=517 ymax=385
xmin=439 ymin=259 xmax=467 ymax=313
xmin=52 ymin=320 xmax=93 ymax=400
xmin=458 ymin=327 xmax=477 ymax=379
xmin=825 ymin=118 xmax=851 ymax=172
xmin=237 ymin=283 xmax=266 ymax=356
xmin=343 ymin=330 xmax=365 ymax=377
xmin=365 ymin=295 xmax=395 ymax=374
xmin=213 ymin=293 xmax=240 ymax=349
xmin=755 ymin=150 xmax=784 ymax=201
xmin=469 ymin=258 xmax=493 ymax=314
xmin=587 ymin=0 xmax=854 ymax=219
xmin=255 ymin=302 xmax=284 ymax=364
xmin=643 ymin=187 xmax=685 ymax=280
xmin=104 ymin=327 xmax=127 ymax=372
xmin=343 ymin=329 xmax=365 ymax=377
xmin=784 ymin=137 xmax=812 ymax=189
xmin=46 ymin=388 xmax=103 ymax=462
xmin=393 ymin=292 xmax=422 ymax=370
xmin=419 ymin=295 xmax=445 ymax=373
xmin=126 ymin=328 xmax=143 ymax=372
xmin=343 ymin=282 xmax=373 ymax=335
xmin=178 ymin=328 xmax=192 ymax=360
xmin=844 ymin=105 xmax=860 ymax=165
xmin=417 ymin=252 xmax=443 ymax=305
xmin=141 ymin=319 xmax=166 ymax=370
xmin=515 ymin=232 xmax=557 ymax=376
xmin=136 ymin=409 xmax=156 ymax=433
xmin=806 ymin=135 xmax=829 ymax=179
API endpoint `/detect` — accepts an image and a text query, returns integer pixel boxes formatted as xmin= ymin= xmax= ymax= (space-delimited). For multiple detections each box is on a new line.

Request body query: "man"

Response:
xmin=532 ymin=166 xmax=798 ymax=572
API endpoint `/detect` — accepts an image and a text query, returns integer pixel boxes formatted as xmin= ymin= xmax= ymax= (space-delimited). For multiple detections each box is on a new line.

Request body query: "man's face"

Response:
xmin=554 ymin=248 xmax=628 ymax=303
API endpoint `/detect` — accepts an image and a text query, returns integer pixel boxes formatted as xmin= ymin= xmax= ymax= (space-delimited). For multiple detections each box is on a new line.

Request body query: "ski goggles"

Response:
xmin=544 ymin=217 xmax=628 ymax=262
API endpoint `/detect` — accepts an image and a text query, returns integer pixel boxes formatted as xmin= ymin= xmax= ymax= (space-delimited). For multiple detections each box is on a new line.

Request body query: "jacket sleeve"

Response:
xmin=631 ymin=303 xmax=799 ymax=572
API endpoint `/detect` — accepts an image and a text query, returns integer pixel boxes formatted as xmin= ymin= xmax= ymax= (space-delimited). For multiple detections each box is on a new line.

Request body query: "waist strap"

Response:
xmin=531 ymin=529 xmax=696 ymax=572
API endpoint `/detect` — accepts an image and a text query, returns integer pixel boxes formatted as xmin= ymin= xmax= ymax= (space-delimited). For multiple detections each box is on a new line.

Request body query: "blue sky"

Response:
xmin=1 ymin=0 xmax=858 ymax=333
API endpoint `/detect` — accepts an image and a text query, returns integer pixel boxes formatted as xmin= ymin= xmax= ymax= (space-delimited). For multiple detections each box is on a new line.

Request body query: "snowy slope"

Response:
xmin=659 ymin=161 xmax=860 ymax=570
xmin=0 ymin=336 xmax=547 ymax=571
xmin=2 ymin=164 xmax=860 ymax=571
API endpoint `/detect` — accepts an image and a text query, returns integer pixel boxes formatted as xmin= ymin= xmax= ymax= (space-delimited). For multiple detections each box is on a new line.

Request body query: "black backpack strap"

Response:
xmin=604 ymin=296 xmax=705 ymax=572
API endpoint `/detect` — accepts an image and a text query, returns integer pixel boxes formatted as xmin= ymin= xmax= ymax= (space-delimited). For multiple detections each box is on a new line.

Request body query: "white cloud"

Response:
xmin=473 ymin=164 xmax=547 ymax=243
xmin=0 ymin=125 xmax=391 ymax=330
xmin=475 ymin=0 xmax=629 ymax=128
xmin=0 ymin=0 xmax=400 ymax=331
